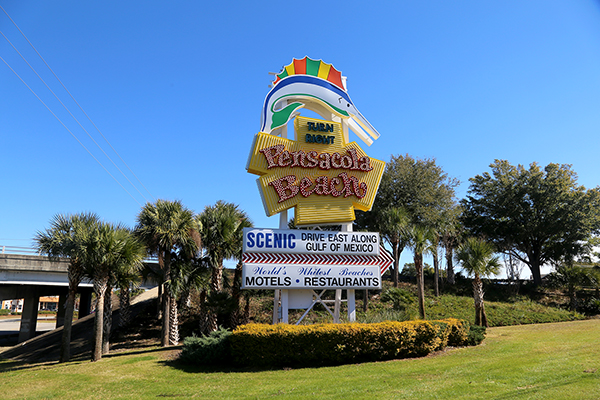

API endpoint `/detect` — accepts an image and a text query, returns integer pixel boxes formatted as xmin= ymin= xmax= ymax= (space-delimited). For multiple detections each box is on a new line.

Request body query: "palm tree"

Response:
xmin=197 ymin=201 xmax=252 ymax=293
xmin=34 ymin=212 xmax=100 ymax=363
xmin=408 ymin=225 xmax=436 ymax=319
xmin=101 ymin=228 xmax=146 ymax=355
xmin=115 ymin=259 xmax=145 ymax=330
xmin=455 ymin=237 xmax=501 ymax=327
xmin=135 ymin=199 xmax=200 ymax=346
xmin=86 ymin=223 xmax=145 ymax=361
xmin=378 ymin=207 xmax=410 ymax=288
xmin=197 ymin=201 xmax=252 ymax=332
xmin=439 ymin=210 xmax=462 ymax=285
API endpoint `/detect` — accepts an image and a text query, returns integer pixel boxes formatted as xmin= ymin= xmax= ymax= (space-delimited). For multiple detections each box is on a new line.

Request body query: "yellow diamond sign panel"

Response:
xmin=247 ymin=116 xmax=385 ymax=226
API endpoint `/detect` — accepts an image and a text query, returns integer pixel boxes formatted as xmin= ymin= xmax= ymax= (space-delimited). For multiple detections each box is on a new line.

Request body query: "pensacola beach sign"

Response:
xmin=247 ymin=57 xmax=385 ymax=226
xmin=244 ymin=57 xmax=389 ymax=322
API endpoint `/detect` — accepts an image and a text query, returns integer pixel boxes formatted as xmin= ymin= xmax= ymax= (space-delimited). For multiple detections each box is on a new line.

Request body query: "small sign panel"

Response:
xmin=242 ymin=264 xmax=381 ymax=290
xmin=243 ymin=227 xmax=379 ymax=256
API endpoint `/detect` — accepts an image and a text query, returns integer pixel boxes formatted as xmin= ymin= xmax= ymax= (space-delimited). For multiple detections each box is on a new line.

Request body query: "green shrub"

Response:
xmin=179 ymin=327 xmax=232 ymax=365
xmin=381 ymin=287 xmax=416 ymax=311
xmin=579 ymin=297 xmax=600 ymax=316
xmin=466 ymin=324 xmax=487 ymax=346
xmin=0 ymin=309 xmax=10 ymax=316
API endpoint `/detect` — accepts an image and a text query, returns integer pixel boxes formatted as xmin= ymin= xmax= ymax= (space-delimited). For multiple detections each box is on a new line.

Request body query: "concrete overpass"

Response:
xmin=0 ymin=251 xmax=158 ymax=343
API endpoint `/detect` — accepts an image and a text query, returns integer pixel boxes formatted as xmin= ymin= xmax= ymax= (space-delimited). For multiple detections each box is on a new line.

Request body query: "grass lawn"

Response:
xmin=0 ymin=319 xmax=598 ymax=399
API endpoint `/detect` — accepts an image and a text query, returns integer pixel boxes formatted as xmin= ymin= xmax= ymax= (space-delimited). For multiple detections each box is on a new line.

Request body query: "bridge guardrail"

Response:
xmin=1 ymin=246 xmax=40 ymax=256
xmin=1 ymin=245 xmax=159 ymax=263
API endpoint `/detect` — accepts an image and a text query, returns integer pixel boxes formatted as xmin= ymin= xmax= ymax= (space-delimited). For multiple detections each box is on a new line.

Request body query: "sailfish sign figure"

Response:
xmin=260 ymin=57 xmax=381 ymax=146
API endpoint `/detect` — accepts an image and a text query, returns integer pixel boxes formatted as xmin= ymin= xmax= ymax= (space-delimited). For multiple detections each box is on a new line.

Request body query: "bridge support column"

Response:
xmin=18 ymin=288 xmax=40 ymax=343
xmin=78 ymin=288 xmax=93 ymax=319
xmin=56 ymin=291 xmax=67 ymax=328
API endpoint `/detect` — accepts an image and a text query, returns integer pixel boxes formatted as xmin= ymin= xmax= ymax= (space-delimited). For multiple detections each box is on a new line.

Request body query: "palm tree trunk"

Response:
xmin=446 ymin=246 xmax=455 ymax=285
xmin=157 ymin=284 xmax=163 ymax=320
xmin=92 ymin=277 xmax=108 ymax=362
xmin=102 ymin=285 xmax=112 ymax=355
xmin=392 ymin=240 xmax=400 ymax=288
xmin=161 ymin=290 xmax=170 ymax=347
xmin=211 ymin=262 xmax=223 ymax=293
xmin=118 ymin=285 xmax=131 ymax=328
xmin=231 ymin=262 xmax=243 ymax=328
xmin=169 ymin=293 xmax=179 ymax=345
xmin=161 ymin=250 xmax=171 ymax=347
xmin=60 ymin=286 xmax=77 ymax=363
xmin=198 ymin=289 xmax=209 ymax=335
xmin=60 ymin=266 xmax=83 ymax=363
xmin=207 ymin=311 xmax=218 ymax=333
xmin=569 ymin=289 xmax=578 ymax=311
xmin=433 ymin=252 xmax=440 ymax=297
xmin=415 ymin=252 xmax=426 ymax=319
xmin=473 ymin=275 xmax=488 ymax=327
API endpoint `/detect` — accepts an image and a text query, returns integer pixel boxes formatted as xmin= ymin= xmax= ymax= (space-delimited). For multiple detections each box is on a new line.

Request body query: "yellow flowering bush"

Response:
xmin=229 ymin=318 xmax=470 ymax=367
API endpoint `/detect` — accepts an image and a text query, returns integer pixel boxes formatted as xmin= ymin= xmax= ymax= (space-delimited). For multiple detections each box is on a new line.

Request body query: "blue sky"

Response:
xmin=2 ymin=1 xmax=600 ymax=277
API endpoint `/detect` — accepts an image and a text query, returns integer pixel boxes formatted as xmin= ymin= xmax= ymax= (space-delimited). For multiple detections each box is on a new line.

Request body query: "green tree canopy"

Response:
xmin=355 ymin=154 xmax=459 ymax=286
xmin=359 ymin=154 xmax=459 ymax=228
xmin=461 ymin=160 xmax=600 ymax=285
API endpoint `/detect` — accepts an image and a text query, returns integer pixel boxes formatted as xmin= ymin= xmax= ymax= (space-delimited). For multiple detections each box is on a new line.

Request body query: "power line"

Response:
xmin=0 ymin=29 xmax=150 ymax=204
xmin=1 ymin=4 xmax=155 ymax=205
xmin=0 ymin=55 xmax=142 ymax=206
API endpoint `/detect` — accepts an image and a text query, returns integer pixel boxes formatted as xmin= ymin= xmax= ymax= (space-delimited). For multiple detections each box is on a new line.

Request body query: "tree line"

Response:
xmin=356 ymin=155 xmax=600 ymax=327
xmin=35 ymin=155 xmax=600 ymax=362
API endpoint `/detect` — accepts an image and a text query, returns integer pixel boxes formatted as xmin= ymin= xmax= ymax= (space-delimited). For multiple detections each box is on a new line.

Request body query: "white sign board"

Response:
xmin=242 ymin=264 xmax=381 ymax=290
xmin=243 ymin=227 xmax=379 ymax=256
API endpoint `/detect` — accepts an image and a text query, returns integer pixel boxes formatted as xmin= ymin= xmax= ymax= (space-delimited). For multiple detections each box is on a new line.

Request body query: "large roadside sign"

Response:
xmin=242 ymin=228 xmax=392 ymax=290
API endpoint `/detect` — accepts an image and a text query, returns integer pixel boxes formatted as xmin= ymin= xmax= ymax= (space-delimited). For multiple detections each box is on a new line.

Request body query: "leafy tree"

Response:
xmin=135 ymin=199 xmax=200 ymax=346
xmin=370 ymin=154 xmax=459 ymax=226
xmin=455 ymin=237 xmax=501 ymax=327
xmin=461 ymin=160 xmax=600 ymax=285
xmin=35 ymin=212 xmax=100 ymax=363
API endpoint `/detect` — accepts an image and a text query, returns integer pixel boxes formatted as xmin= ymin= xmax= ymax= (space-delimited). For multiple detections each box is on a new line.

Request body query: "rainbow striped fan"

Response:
xmin=273 ymin=57 xmax=345 ymax=91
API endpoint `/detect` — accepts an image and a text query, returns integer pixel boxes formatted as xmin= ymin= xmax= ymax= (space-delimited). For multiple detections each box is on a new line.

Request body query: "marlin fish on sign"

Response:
xmin=260 ymin=57 xmax=381 ymax=146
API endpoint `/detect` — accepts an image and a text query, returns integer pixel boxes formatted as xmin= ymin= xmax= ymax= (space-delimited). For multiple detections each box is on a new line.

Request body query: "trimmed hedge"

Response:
xmin=228 ymin=318 xmax=471 ymax=368
xmin=179 ymin=319 xmax=480 ymax=368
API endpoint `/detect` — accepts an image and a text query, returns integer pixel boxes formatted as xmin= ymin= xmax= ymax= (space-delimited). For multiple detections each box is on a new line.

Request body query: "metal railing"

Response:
xmin=0 ymin=245 xmax=158 ymax=263
xmin=0 ymin=245 xmax=40 ymax=255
